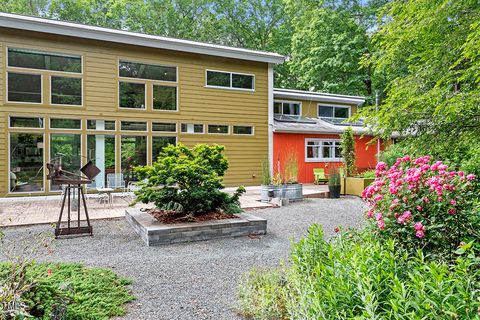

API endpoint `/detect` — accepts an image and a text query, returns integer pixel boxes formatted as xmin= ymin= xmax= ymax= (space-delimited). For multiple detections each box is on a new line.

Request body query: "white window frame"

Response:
xmin=117 ymin=59 xmax=178 ymax=83
xmin=305 ymin=138 xmax=342 ymax=162
xmin=49 ymin=75 xmax=84 ymax=107
xmin=232 ymin=125 xmax=255 ymax=136
xmin=180 ymin=123 xmax=205 ymax=134
xmin=6 ymin=71 xmax=43 ymax=105
xmin=207 ymin=124 xmax=230 ymax=135
xmin=274 ymin=100 xmax=302 ymax=116
xmin=86 ymin=119 xmax=117 ymax=131
xmin=205 ymin=69 xmax=255 ymax=92
xmin=317 ymin=104 xmax=351 ymax=119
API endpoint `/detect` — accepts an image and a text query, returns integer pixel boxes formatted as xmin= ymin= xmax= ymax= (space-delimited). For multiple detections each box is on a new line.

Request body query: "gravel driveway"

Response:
xmin=1 ymin=197 xmax=365 ymax=320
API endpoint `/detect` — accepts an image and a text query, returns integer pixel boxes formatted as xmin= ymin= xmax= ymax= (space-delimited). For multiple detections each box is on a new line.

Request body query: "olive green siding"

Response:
xmin=0 ymin=28 xmax=269 ymax=196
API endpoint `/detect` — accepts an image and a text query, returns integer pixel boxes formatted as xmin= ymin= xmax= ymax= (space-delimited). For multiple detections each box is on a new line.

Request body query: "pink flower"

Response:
xmin=415 ymin=230 xmax=425 ymax=238
xmin=448 ymin=208 xmax=456 ymax=215
xmin=377 ymin=220 xmax=385 ymax=230
xmin=450 ymin=199 xmax=457 ymax=205
xmin=414 ymin=222 xmax=424 ymax=231
xmin=367 ymin=209 xmax=374 ymax=218
xmin=375 ymin=213 xmax=383 ymax=221
xmin=374 ymin=194 xmax=384 ymax=202
xmin=402 ymin=211 xmax=412 ymax=219
xmin=376 ymin=162 xmax=387 ymax=171
xmin=416 ymin=205 xmax=423 ymax=212
xmin=423 ymin=197 xmax=429 ymax=203
xmin=402 ymin=155 xmax=411 ymax=162
xmin=467 ymin=174 xmax=476 ymax=181
xmin=397 ymin=216 xmax=405 ymax=224
xmin=458 ymin=171 xmax=465 ymax=177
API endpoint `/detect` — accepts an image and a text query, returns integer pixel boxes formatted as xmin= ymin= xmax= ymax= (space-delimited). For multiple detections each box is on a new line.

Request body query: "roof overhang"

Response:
xmin=274 ymin=88 xmax=365 ymax=105
xmin=0 ymin=12 xmax=285 ymax=64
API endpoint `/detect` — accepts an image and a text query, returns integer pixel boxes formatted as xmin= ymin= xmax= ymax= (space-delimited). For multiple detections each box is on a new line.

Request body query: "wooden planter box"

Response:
xmin=341 ymin=177 xmax=375 ymax=197
xmin=125 ymin=208 xmax=267 ymax=246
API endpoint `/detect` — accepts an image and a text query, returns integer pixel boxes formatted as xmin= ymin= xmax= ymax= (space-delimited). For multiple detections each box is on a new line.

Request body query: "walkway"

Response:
xmin=0 ymin=184 xmax=328 ymax=227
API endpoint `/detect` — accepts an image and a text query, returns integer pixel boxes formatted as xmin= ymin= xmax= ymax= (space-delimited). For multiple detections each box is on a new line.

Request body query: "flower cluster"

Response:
xmin=363 ymin=156 xmax=477 ymax=254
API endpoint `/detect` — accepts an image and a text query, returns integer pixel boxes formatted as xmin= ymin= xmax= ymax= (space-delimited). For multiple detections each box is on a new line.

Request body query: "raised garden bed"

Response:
xmin=125 ymin=208 xmax=267 ymax=246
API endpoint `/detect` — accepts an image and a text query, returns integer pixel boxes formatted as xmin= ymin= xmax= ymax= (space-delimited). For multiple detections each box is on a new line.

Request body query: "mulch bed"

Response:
xmin=148 ymin=209 xmax=239 ymax=224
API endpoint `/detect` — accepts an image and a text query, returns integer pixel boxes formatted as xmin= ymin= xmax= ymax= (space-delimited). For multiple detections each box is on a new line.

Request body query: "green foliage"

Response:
xmin=327 ymin=167 xmax=341 ymax=186
xmin=239 ymin=225 xmax=480 ymax=319
xmin=0 ymin=262 xmax=133 ymax=319
xmin=134 ymin=143 xmax=245 ymax=215
xmin=361 ymin=170 xmax=376 ymax=179
xmin=261 ymin=159 xmax=271 ymax=185
xmin=340 ymin=127 xmax=356 ymax=176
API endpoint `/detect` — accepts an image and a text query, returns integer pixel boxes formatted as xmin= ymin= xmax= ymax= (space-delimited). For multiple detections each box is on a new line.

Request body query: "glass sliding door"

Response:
xmin=9 ymin=133 xmax=44 ymax=192
xmin=121 ymin=135 xmax=147 ymax=182
xmin=87 ymin=135 xmax=115 ymax=188
xmin=50 ymin=133 xmax=81 ymax=190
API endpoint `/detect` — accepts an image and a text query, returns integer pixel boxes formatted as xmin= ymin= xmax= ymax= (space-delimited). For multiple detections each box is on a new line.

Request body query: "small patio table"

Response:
xmin=96 ymin=187 xmax=114 ymax=208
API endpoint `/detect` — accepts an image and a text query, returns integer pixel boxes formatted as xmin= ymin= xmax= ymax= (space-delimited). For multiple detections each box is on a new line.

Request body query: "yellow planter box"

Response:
xmin=341 ymin=177 xmax=375 ymax=197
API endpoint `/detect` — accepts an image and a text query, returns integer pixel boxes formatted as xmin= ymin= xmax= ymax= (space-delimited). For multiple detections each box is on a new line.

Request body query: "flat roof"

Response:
xmin=274 ymin=88 xmax=365 ymax=105
xmin=0 ymin=12 xmax=285 ymax=64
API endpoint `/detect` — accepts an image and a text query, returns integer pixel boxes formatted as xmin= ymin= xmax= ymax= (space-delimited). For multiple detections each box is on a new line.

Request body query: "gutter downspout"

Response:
xmin=268 ymin=64 xmax=274 ymax=177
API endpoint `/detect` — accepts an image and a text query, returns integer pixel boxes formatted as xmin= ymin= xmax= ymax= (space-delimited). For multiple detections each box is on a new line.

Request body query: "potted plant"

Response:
xmin=260 ymin=160 xmax=281 ymax=202
xmin=328 ymin=167 xmax=341 ymax=198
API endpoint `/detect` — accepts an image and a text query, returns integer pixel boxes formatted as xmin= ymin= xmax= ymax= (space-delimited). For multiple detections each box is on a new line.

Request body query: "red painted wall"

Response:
xmin=273 ymin=132 xmax=381 ymax=183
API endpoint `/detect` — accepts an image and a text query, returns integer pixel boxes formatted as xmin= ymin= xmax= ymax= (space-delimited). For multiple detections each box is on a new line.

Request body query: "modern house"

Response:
xmin=0 ymin=12 xmax=284 ymax=197
xmin=273 ymin=88 xmax=381 ymax=183
xmin=0 ymin=12 xmax=379 ymax=197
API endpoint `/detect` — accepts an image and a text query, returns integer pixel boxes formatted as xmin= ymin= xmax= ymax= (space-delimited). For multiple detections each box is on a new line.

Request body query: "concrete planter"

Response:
xmin=260 ymin=184 xmax=303 ymax=202
xmin=125 ymin=208 xmax=267 ymax=246
xmin=341 ymin=177 xmax=375 ymax=196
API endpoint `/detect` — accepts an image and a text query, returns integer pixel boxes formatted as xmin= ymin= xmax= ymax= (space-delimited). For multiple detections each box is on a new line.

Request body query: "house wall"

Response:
xmin=0 ymin=28 xmax=269 ymax=197
xmin=274 ymin=97 xmax=358 ymax=118
xmin=273 ymin=132 xmax=380 ymax=184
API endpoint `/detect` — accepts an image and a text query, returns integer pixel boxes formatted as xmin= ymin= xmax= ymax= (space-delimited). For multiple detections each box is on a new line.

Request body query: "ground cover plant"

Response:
xmin=239 ymin=156 xmax=480 ymax=319
xmin=0 ymin=262 xmax=133 ymax=319
xmin=134 ymin=143 xmax=245 ymax=222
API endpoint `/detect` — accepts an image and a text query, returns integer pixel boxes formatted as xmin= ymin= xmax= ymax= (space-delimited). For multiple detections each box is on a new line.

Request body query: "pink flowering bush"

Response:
xmin=363 ymin=155 xmax=480 ymax=258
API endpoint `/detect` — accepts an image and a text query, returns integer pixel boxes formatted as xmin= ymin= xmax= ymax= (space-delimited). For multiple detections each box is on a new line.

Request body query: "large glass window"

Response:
xmin=206 ymin=70 xmax=254 ymax=90
xmin=274 ymin=101 xmax=301 ymax=115
xmin=10 ymin=117 xmax=44 ymax=128
xmin=121 ymin=136 xmax=147 ymax=182
xmin=153 ymin=85 xmax=177 ymax=111
xmin=119 ymin=82 xmax=145 ymax=109
xmin=119 ymin=61 xmax=176 ymax=82
xmin=306 ymin=139 xmax=342 ymax=162
xmin=51 ymin=76 xmax=82 ymax=105
xmin=9 ymin=133 xmax=44 ymax=192
xmin=50 ymin=133 xmax=82 ymax=190
xmin=318 ymin=105 xmax=350 ymax=119
xmin=152 ymin=136 xmax=176 ymax=162
xmin=8 ymin=72 xmax=42 ymax=103
xmin=8 ymin=48 xmax=82 ymax=73
xmin=87 ymin=135 xmax=115 ymax=188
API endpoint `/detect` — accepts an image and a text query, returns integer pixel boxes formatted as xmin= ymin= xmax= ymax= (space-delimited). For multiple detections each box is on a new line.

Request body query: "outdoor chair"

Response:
xmin=313 ymin=168 xmax=328 ymax=185
xmin=106 ymin=173 xmax=126 ymax=191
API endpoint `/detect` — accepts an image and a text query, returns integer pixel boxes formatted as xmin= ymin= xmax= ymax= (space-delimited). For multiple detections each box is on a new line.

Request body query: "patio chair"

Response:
xmin=106 ymin=173 xmax=126 ymax=191
xmin=313 ymin=168 xmax=328 ymax=185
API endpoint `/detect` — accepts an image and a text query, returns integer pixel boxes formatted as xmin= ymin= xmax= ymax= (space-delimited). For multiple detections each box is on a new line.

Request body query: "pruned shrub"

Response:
xmin=363 ymin=155 xmax=479 ymax=259
xmin=134 ymin=143 xmax=245 ymax=216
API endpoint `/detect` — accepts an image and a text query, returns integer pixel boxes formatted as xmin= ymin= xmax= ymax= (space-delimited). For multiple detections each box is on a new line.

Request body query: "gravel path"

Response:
xmin=1 ymin=197 xmax=365 ymax=320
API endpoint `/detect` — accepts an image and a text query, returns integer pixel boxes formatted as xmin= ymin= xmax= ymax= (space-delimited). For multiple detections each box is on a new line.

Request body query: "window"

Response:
xmin=274 ymin=101 xmax=301 ymax=115
xmin=8 ymin=72 xmax=42 ymax=103
xmin=87 ymin=135 xmax=115 ymax=188
xmin=9 ymin=133 xmax=44 ymax=192
xmin=152 ymin=136 xmax=177 ymax=162
xmin=233 ymin=125 xmax=253 ymax=135
xmin=87 ymin=120 xmax=116 ymax=131
xmin=119 ymin=61 xmax=176 ymax=82
xmin=8 ymin=48 xmax=81 ymax=73
xmin=206 ymin=70 xmax=254 ymax=90
xmin=119 ymin=82 xmax=145 ymax=109
xmin=318 ymin=105 xmax=350 ymax=119
xmin=51 ymin=76 xmax=82 ymax=105
xmin=10 ymin=117 xmax=44 ymax=128
xmin=121 ymin=135 xmax=147 ymax=181
xmin=207 ymin=124 xmax=229 ymax=134
xmin=306 ymin=139 xmax=342 ymax=162
xmin=153 ymin=85 xmax=177 ymax=111
xmin=152 ymin=122 xmax=176 ymax=132
xmin=121 ymin=121 xmax=147 ymax=131
xmin=181 ymin=123 xmax=204 ymax=134
xmin=50 ymin=118 xmax=81 ymax=130
xmin=50 ymin=133 xmax=82 ymax=190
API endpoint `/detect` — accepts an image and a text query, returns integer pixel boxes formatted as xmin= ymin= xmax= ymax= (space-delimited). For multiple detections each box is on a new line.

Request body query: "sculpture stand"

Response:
xmin=55 ymin=183 xmax=93 ymax=238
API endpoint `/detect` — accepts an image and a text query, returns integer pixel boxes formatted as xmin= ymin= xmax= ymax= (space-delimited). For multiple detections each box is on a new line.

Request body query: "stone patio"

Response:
xmin=0 ymin=184 xmax=328 ymax=227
